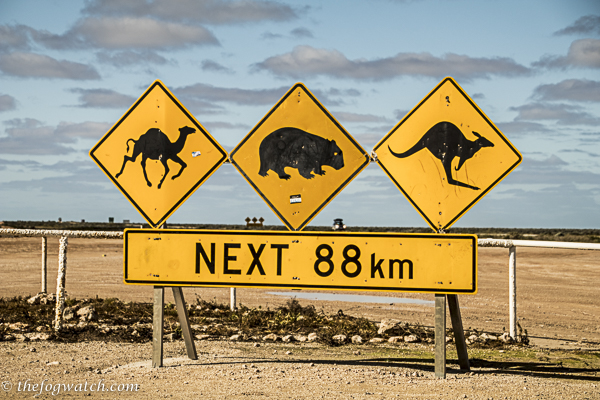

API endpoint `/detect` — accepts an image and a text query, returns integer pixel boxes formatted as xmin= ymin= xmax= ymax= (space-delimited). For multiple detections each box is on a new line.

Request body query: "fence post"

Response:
xmin=54 ymin=236 xmax=68 ymax=332
xmin=509 ymin=246 xmax=517 ymax=340
xmin=230 ymin=288 xmax=237 ymax=311
xmin=41 ymin=237 xmax=47 ymax=294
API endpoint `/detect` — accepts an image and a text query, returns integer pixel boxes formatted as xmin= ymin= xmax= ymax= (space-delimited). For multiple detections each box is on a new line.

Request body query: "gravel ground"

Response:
xmin=1 ymin=339 xmax=599 ymax=399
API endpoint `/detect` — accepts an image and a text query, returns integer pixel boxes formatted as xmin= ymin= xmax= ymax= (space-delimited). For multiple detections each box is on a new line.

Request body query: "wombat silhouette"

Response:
xmin=115 ymin=126 xmax=195 ymax=189
xmin=258 ymin=127 xmax=344 ymax=180
xmin=388 ymin=121 xmax=494 ymax=190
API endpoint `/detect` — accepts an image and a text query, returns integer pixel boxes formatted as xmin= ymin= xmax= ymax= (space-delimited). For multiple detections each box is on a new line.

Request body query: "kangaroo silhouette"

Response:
xmin=388 ymin=121 xmax=494 ymax=190
xmin=115 ymin=126 xmax=195 ymax=189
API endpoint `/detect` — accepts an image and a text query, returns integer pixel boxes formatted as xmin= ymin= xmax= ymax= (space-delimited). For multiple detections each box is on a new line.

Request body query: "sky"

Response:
xmin=0 ymin=0 xmax=599 ymax=229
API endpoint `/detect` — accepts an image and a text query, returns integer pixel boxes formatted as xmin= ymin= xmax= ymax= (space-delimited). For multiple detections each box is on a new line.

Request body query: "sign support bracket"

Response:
xmin=172 ymin=286 xmax=198 ymax=360
xmin=448 ymin=294 xmax=470 ymax=371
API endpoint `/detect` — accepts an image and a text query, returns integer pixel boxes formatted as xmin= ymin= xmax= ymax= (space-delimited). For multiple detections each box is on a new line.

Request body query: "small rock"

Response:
xmin=500 ymin=332 xmax=513 ymax=343
xmin=253 ymin=343 xmax=260 ymax=347
xmin=77 ymin=306 xmax=97 ymax=322
xmin=229 ymin=334 xmax=241 ymax=341
xmin=377 ymin=319 xmax=408 ymax=336
xmin=353 ymin=350 xmax=361 ymax=355
xmin=351 ymin=335 xmax=363 ymax=344
xmin=63 ymin=307 xmax=76 ymax=321
xmin=28 ymin=333 xmax=51 ymax=341
xmin=163 ymin=333 xmax=178 ymax=341
xmin=195 ymin=334 xmax=211 ymax=341
xmin=403 ymin=335 xmax=419 ymax=343
xmin=262 ymin=333 xmax=278 ymax=341
xmin=388 ymin=336 xmax=402 ymax=343
xmin=369 ymin=338 xmax=385 ymax=343
xmin=307 ymin=333 xmax=318 ymax=342
xmin=332 ymin=334 xmax=347 ymax=343
xmin=294 ymin=335 xmax=308 ymax=342
xmin=282 ymin=335 xmax=294 ymax=342
xmin=285 ymin=351 xmax=292 ymax=355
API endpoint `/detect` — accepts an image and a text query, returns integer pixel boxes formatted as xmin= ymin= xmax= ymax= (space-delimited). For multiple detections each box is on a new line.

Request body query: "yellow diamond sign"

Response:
xmin=90 ymin=80 xmax=227 ymax=228
xmin=373 ymin=77 xmax=522 ymax=232
xmin=230 ymin=83 xmax=369 ymax=231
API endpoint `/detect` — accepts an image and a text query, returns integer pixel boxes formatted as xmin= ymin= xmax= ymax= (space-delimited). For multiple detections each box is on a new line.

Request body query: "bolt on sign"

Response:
xmin=229 ymin=83 xmax=370 ymax=231
xmin=373 ymin=77 xmax=522 ymax=232
xmin=89 ymin=80 xmax=227 ymax=228
xmin=124 ymin=229 xmax=477 ymax=294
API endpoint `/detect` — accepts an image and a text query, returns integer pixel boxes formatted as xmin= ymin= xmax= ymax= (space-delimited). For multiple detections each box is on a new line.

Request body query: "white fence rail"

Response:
xmin=2 ymin=228 xmax=599 ymax=337
xmin=477 ymin=238 xmax=600 ymax=339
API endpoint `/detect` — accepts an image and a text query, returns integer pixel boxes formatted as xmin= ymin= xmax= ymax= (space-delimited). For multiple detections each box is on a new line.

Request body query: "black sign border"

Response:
xmin=124 ymin=229 xmax=477 ymax=294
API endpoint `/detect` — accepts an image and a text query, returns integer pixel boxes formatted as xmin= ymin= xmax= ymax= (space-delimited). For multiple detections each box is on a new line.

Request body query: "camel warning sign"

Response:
xmin=373 ymin=77 xmax=522 ymax=232
xmin=229 ymin=83 xmax=369 ymax=231
xmin=90 ymin=80 xmax=227 ymax=228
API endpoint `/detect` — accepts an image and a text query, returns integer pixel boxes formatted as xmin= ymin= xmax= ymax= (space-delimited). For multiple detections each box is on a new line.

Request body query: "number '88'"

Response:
xmin=314 ymin=244 xmax=361 ymax=278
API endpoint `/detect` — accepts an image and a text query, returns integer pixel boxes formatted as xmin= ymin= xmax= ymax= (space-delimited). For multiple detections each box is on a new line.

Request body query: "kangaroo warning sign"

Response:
xmin=90 ymin=80 xmax=227 ymax=228
xmin=124 ymin=229 xmax=478 ymax=294
xmin=373 ymin=77 xmax=522 ymax=232
xmin=230 ymin=83 xmax=369 ymax=231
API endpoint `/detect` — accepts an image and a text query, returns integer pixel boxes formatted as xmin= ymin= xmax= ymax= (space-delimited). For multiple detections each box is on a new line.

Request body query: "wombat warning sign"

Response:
xmin=230 ymin=83 xmax=369 ymax=231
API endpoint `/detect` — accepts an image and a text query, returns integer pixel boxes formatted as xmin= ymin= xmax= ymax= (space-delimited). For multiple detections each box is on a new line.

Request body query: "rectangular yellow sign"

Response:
xmin=124 ymin=229 xmax=477 ymax=294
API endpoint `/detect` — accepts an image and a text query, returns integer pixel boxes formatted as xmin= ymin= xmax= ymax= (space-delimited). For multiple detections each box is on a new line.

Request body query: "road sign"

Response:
xmin=124 ymin=229 xmax=478 ymax=294
xmin=229 ymin=83 xmax=369 ymax=231
xmin=90 ymin=80 xmax=227 ymax=228
xmin=373 ymin=77 xmax=522 ymax=231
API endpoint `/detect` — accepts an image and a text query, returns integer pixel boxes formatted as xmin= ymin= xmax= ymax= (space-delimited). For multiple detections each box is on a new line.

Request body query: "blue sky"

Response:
xmin=1 ymin=0 xmax=599 ymax=229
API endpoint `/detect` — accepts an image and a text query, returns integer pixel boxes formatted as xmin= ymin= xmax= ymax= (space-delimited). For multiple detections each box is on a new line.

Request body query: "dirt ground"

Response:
xmin=0 ymin=236 xmax=599 ymax=399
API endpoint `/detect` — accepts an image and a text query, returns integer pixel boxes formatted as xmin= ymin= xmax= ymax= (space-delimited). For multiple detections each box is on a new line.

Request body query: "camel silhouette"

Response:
xmin=115 ymin=126 xmax=195 ymax=189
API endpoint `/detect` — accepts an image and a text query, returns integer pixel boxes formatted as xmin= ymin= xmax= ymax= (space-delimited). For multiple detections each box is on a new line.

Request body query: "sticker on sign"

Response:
xmin=124 ymin=229 xmax=477 ymax=294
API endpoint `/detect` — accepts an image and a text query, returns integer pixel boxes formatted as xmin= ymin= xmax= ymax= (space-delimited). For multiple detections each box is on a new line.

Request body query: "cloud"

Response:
xmin=0 ymin=52 xmax=100 ymax=80
xmin=0 ymin=24 xmax=31 ymax=52
xmin=0 ymin=119 xmax=110 ymax=155
xmin=532 ymin=79 xmax=600 ymax=102
xmin=533 ymin=39 xmax=600 ymax=69
xmin=0 ymin=94 xmax=17 ymax=112
xmin=174 ymin=83 xmax=288 ymax=106
xmin=333 ymin=112 xmax=393 ymax=124
xmin=96 ymin=50 xmax=170 ymax=66
xmin=252 ymin=45 xmax=532 ymax=81
xmin=261 ymin=31 xmax=284 ymax=40
xmin=495 ymin=121 xmax=553 ymax=135
xmin=201 ymin=121 xmax=251 ymax=131
xmin=394 ymin=109 xmax=410 ymax=120
xmin=82 ymin=0 xmax=299 ymax=25
xmin=352 ymin=133 xmax=387 ymax=147
xmin=72 ymin=17 xmax=219 ymax=49
xmin=554 ymin=15 xmax=600 ymax=36
xmin=510 ymin=102 xmax=600 ymax=126
xmin=201 ymin=59 xmax=233 ymax=73
xmin=69 ymin=88 xmax=136 ymax=109
xmin=290 ymin=27 xmax=313 ymax=39
xmin=309 ymin=87 xmax=361 ymax=106
xmin=559 ymin=148 xmax=600 ymax=158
